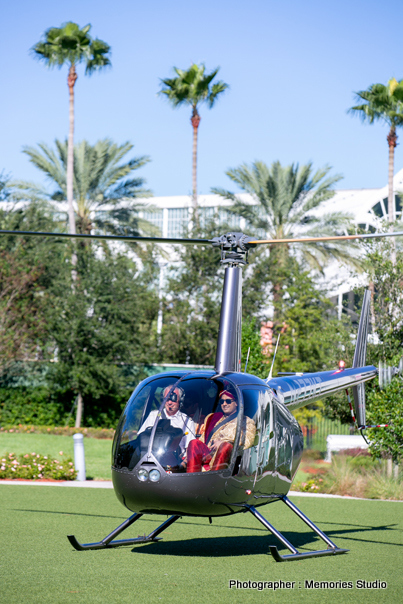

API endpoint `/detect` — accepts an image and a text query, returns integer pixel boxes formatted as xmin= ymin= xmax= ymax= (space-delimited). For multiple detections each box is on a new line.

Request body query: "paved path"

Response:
xmin=0 ymin=480 xmax=113 ymax=488
xmin=0 ymin=480 xmax=401 ymax=501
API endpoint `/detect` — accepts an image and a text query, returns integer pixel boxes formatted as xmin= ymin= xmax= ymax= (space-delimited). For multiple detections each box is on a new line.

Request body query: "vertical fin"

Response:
xmin=352 ymin=290 xmax=371 ymax=428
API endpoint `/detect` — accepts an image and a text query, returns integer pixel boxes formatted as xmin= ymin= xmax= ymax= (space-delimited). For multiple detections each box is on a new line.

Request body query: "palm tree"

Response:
xmin=32 ymin=22 xmax=111 ymax=238
xmin=212 ymin=161 xmax=357 ymax=313
xmin=349 ymin=78 xmax=403 ymax=223
xmin=159 ymin=64 xmax=228 ymax=215
xmin=12 ymin=139 xmax=152 ymax=236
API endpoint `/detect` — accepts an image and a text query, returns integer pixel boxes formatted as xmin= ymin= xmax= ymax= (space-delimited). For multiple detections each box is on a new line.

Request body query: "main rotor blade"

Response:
xmin=249 ymin=230 xmax=403 ymax=245
xmin=0 ymin=230 xmax=210 ymax=245
xmin=1 ymin=228 xmax=402 ymax=247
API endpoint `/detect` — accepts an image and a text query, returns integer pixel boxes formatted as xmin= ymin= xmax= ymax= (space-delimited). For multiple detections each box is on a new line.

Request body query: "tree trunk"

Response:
xmin=191 ymin=108 xmax=201 ymax=222
xmin=387 ymin=127 xmax=397 ymax=264
xmin=67 ymin=64 xmax=78 ymax=273
xmin=387 ymin=127 xmax=397 ymax=223
xmin=386 ymin=457 xmax=392 ymax=478
xmin=75 ymin=392 xmax=83 ymax=428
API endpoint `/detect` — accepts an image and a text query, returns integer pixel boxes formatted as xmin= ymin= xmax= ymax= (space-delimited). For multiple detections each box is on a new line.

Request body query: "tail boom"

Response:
xmin=267 ymin=365 xmax=377 ymax=412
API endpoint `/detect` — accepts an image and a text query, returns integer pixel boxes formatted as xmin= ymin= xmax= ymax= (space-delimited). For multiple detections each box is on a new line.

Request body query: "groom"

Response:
xmin=186 ymin=388 xmax=255 ymax=472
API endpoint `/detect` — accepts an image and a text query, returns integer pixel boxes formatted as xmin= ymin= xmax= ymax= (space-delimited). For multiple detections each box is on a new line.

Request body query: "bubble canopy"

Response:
xmin=112 ymin=373 xmax=258 ymax=475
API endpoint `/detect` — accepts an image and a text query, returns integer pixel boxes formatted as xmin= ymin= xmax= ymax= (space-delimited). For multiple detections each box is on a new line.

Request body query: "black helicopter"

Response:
xmin=1 ymin=226 xmax=402 ymax=562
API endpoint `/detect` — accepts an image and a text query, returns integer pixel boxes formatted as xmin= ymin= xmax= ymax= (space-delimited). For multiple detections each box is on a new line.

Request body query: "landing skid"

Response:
xmin=67 ymin=496 xmax=348 ymax=561
xmin=67 ymin=513 xmax=180 ymax=551
xmin=245 ymin=496 xmax=349 ymax=562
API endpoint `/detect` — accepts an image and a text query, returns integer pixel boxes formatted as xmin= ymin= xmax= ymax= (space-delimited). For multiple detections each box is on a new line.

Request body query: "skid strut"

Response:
xmin=67 ymin=513 xmax=180 ymax=551
xmin=245 ymin=496 xmax=349 ymax=562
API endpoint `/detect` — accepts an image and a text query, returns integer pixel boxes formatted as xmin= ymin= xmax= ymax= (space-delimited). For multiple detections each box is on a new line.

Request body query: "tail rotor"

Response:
xmin=378 ymin=357 xmax=403 ymax=389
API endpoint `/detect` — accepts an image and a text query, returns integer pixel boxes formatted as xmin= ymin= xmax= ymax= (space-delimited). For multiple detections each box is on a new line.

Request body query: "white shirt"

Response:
xmin=138 ymin=409 xmax=196 ymax=454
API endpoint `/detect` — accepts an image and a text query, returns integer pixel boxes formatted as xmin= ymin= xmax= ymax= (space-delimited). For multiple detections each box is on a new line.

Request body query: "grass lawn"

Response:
xmin=0 ymin=485 xmax=402 ymax=604
xmin=0 ymin=432 xmax=112 ymax=480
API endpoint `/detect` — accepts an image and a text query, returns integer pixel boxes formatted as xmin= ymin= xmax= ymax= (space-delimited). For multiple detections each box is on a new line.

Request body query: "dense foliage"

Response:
xmin=322 ymin=237 xmax=403 ymax=466
xmin=366 ymin=377 xmax=403 ymax=464
xmin=0 ymin=204 xmax=160 ymax=427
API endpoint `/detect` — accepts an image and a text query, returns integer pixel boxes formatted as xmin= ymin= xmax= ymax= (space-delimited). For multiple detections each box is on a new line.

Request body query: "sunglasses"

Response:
xmin=221 ymin=397 xmax=235 ymax=403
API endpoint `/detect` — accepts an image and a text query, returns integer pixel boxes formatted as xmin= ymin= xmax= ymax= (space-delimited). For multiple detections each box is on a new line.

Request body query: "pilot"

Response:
xmin=137 ymin=385 xmax=196 ymax=456
xmin=186 ymin=388 xmax=256 ymax=473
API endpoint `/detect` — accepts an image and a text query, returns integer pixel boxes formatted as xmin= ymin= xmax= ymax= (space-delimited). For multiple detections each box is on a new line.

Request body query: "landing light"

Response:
xmin=339 ymin=360 xmax=345 ymax=370
xmin=138 ymin=468 xmax=148 ymax=482
xmin=149 ymin=469 xmax=161 ymax=482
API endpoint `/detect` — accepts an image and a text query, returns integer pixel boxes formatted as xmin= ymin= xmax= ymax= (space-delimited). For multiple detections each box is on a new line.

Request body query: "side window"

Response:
xmin=237 ymin=388 xmax=272 ymax=475
xmin=275 ymin=404 xmax=293 ymax=479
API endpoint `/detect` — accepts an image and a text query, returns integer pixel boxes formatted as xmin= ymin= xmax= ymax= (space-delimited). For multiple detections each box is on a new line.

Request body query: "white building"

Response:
xmin=137 ymin=169 xmax=403 ymax=319
xmin=8 ymin=168 xmax=402 ymax=319
xmin=139 ymin=168 xmax=403 ymax=238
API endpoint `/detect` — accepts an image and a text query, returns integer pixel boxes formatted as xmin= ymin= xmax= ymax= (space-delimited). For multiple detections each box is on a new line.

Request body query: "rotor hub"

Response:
xmin=210 ymin=232 xmax=256 ymax=266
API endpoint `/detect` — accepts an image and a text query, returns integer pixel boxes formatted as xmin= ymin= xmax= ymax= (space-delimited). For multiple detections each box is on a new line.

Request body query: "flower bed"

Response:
xmin=293 ymin=453 xmax=403 ymax=500
xmin=0 ymin=451 xmax=77 ymax=480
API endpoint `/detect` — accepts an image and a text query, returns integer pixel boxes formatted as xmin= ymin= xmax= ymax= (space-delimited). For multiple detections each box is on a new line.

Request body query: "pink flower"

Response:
xmin=59 ymin=451 xmax=63 ymax=456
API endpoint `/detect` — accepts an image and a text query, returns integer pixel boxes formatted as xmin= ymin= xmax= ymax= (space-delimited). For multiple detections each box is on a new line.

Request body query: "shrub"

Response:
xmin=323 ymin=455 xmax=367 ymax=498
xmin=366 ymin=376 xmax=403 ymax=465
xmin=0 ymin=386 xmax=128 ymax=428
xmin=293 ymin=453 xmax=403 ymax=499
xmin=0 ymin=451 xmax=77 ymax=480
xmin=0 ymin=388 xmax=65 ymax=425
xmin=365 ymin=471 xmax=403 ymax=501
xmin=299 ymin=477 xmax=324 ymax=492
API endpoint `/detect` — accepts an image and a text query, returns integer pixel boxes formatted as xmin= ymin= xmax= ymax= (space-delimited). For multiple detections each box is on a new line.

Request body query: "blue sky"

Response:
xmin=2 ymin=0 xmax=403 ymax=197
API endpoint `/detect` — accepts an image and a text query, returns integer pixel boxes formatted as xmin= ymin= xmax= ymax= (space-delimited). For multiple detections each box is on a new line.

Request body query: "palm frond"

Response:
xmin=12 ymin=138 xmax=150 ymax=236
xmin=159 ymin=64 xmax=227 ymax=112
xmin=348 ymin=79 xmax=403 ymax=128
xmin=213 ymin=160 xmax=360 ymax=273
xmin=32 ymin=22 xmax=111 ymax=73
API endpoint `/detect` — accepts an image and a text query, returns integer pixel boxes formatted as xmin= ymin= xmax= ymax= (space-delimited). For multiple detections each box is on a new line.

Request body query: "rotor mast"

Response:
xmin=212 ymin=233 xmax=255 ymax=374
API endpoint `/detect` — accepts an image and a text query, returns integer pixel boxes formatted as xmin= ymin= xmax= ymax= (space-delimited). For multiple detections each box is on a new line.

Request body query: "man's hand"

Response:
xmin=209 ymin=440 xmax=218 ymax=453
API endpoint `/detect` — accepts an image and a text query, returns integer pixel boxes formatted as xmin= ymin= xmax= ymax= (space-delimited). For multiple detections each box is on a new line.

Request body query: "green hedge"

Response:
xmin=0 ymin=387 xmax=129 ymax=428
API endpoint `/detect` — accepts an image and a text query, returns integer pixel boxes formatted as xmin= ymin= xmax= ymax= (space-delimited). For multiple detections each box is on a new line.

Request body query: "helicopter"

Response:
xmin=1 ymin=226 xmax=402 ymax=562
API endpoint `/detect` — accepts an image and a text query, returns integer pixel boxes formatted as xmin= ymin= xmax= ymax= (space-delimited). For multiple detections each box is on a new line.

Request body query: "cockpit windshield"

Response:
xmin=113 ymin=375 xmax=257 ymax=474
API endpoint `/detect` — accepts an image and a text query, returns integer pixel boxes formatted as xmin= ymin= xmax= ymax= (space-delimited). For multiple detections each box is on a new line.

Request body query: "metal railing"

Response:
xmin=301 ymin=417 xmax=353 ymax=450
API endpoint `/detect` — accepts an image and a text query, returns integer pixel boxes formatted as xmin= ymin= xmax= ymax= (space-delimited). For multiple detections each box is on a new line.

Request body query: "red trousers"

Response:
xmin=186 ymin=439 xmax=233 ymax=473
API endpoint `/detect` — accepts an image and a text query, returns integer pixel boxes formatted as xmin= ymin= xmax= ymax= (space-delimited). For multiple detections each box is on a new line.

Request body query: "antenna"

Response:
xmin=244 ymin=347 xmax=250 ymax=372
xmin=267 ymin=333 xmax=281 ymax=380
